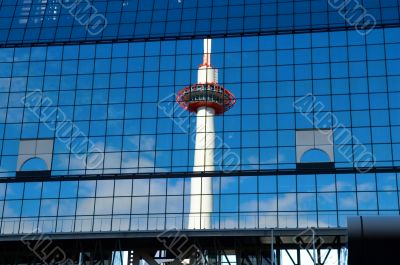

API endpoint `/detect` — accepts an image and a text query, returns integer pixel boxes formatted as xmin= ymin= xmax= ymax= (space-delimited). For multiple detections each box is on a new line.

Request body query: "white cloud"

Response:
xmin=246 ymin=153 xmax=286 ymax=169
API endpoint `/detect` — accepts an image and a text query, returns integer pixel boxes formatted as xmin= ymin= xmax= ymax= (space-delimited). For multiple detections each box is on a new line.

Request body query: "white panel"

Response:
xmin=315 ymin=129 xmax=333 ymax=145
xmin=36 ymin=139 xmax=54 ymax=154
xmin=296 ymin=146 xmax=309 ymax=163
xmin=296 ymin=129 xmax=334 ymax=163
xmin=16 ymin=139 xmax=54 ymax=171
xmin=40 ymin=154 xmax=53 ymax=169
xmin=319 ymin=145 xmax=334 ymax=162
xmin=19 ymin=140 xmax=36 ymax=155
xmin=17 ymin=155 xmax=32 ymax=170
xmin=296 ymin=131 xmax=314 ymax=146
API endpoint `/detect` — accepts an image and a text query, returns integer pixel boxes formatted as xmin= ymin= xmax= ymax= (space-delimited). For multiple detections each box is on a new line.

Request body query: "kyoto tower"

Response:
xmin=176 ymin=39 xmax=236 ymax=229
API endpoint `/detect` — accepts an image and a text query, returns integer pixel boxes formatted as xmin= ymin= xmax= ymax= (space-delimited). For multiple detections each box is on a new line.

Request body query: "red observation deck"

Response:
xmin=176 ymin=83 xmax=236 ymax=115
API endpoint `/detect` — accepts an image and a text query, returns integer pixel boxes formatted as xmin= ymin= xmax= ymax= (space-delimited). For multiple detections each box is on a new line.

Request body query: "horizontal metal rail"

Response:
xmin=3 ymin=166 xmax=400 ymax=183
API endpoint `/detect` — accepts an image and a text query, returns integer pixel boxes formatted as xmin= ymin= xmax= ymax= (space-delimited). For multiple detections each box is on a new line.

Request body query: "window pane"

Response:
xmin=22 ymin=200 xmax=40 ymax=217
xmin=114 ymin=180 xmax=132 ymax=196
xmin=357 ymin=192 xmax=377 ymax=210
xmin=95 ymin=198 xmax=113 ymax=215
xmin=40 ymin=199 xmax=58 ymax=216
xmin=78 ymin=181 xmax=96 ymax=197
xmin=96 ymin=180 xmax=114 ymax=197
xmin=149 ymin=196 xmax=166 ymax=213
xmin=298 ymin=193 xmax=316 ymax=211
xmin=133 ymin=179 xmax=149 ymax=196
xmin=113 ymin=197 xmax=131 ymax=214
xmin=42 ymin=182 xmax=60 ymax=198
xmin=132 ymin=197 xmax=148 ymax=214
xmin=378 ymin=192 xmax=398 ymax=210
xmin=278 ymin=194 xmax=296 ymax=211
xmin=76 ymin=198 xmax=94 ymax=215
xmin=58 ymin=199 xmax=76 ymax=216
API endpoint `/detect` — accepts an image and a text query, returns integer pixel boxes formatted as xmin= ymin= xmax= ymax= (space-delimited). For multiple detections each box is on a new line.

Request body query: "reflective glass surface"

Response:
xmin=0 ymin=0 xmax=399 ymax=233
xmin=0 ymin=0 xmax=398 ymax=46
xmin=0 ymin=173 xmax=399 ymax=234
xmin=0 ymin=29 xmax=399 ymax=176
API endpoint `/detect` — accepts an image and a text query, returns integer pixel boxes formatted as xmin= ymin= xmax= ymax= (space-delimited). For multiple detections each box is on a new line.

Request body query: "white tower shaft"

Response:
xmin=188 ymin=39 xmax=216 ymax=229
xmin=188 ymin=106 xmax=215 ymax=229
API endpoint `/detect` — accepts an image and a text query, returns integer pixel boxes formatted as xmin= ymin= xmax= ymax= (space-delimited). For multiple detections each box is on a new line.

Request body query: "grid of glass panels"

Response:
xmin=0 ymin=172 xmax=399 ymax=234
xmin=1 ymin=23 xmax=400 ymax=234
xmin=0 ymin=0 xmax=398 ymax=46
xmin=0 ymin=28 xmax=399 ymax=176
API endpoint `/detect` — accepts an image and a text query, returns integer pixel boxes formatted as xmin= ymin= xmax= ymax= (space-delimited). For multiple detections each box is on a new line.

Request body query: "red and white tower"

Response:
xmin=176 ymin=39 xmax=236 ymax=229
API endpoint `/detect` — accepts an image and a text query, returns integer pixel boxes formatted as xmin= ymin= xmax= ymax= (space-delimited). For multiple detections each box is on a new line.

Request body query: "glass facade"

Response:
xmin=0 ymin=0 xmax=399 ymax=235
xmin=0 ymin=0 xmax=398 ymax=46
xmin=0 ymin=172 xmax=399 ymax=234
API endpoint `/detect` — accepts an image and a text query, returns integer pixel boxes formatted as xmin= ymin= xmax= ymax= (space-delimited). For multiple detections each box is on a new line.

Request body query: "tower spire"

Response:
xmin=202 ymin=39 xmax=212 ymax=66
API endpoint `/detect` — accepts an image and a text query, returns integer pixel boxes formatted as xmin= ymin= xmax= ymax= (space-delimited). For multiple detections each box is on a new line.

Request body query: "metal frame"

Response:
xmin=0 ymin=228 xmax=347 ymax=265
xmin=0 ymin=23 xmax=400 ymax=49
xmin=4 ymin=166 xmax=400 ymax=183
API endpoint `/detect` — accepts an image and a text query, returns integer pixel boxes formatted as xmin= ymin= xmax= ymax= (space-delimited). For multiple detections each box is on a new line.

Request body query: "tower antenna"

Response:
xmin=202 ymin=39 xmax=212 ymax=66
